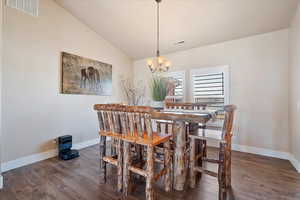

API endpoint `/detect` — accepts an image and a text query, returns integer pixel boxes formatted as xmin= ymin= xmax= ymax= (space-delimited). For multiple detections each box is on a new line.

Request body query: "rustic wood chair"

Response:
xmin=155 ymin=103 xmax=195 ymax=168
xmin=120 ymin=106 xmax=172 ymax=200
xmin=163 ymin=102 xmax=224 ymax=158
xmin=94 ymin=104 xmax=125 ymax=193
xmin=162 ymin=102 xmax=208 ymax=133
xmin=160 ymin=102 xmax=209 ymax=154
xmin=189 ymin=105 xmax=237 ymax=200
xmin=154 ymin=102 xmax=211 ymax=189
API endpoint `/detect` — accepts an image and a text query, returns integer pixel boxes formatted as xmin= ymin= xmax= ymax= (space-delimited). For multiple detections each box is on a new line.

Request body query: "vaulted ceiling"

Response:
xmin=55 ymin=0 xmax=300 ymax=59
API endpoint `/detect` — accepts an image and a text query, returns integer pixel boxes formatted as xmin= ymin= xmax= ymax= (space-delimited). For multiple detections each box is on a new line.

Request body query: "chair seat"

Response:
xmin=205 ymin=119 xmax=224 ymax=130
xmin=99 ymin=131 xmax=172 ymax=147
xmin=189 ymin=128 xmax=229 ymax=143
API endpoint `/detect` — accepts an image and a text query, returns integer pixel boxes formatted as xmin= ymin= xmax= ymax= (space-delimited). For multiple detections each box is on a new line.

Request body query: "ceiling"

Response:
xmin=55 ymin=0 xmax=300 ymax=59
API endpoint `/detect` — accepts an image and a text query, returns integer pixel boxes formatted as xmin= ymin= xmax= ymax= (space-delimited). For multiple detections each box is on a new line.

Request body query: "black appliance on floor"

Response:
xmin=58 ymin=135 xmax=79 ymax=160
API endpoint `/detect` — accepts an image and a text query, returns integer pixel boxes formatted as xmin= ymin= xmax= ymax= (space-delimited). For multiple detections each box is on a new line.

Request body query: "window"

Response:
xmin=164 ymin=71 xmax=185 ymax=102
xmin=190 ymin=66 xmax=229 ymax=110
xmin=6 ymin=0 xmax=39 ymax=17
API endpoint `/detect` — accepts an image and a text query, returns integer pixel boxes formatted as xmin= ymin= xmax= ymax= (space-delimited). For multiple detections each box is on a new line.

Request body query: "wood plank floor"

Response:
xmin=1 ymin=145 xmax=300 ymax=200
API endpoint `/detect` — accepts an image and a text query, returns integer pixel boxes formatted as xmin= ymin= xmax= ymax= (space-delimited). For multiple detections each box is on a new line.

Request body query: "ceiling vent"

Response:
xmin=174 ymin=41 xmax=185 ymax=45
xmin=6 ymin=0 xmax=39 ymax=17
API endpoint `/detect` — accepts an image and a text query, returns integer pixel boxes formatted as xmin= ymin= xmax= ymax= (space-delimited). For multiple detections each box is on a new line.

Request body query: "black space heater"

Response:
xmin=58 ymin=135 xmax=79 ymax=160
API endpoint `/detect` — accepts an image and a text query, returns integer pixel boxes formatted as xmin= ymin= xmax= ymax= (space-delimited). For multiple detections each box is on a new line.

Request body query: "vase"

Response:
xmin=152 ymin=101 xmax=164 ymax=109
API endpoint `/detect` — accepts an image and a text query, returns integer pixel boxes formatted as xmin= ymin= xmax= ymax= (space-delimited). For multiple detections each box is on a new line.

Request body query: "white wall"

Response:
xmin=289 ymin=4 xmax=300 ymax=162
xmin=134 ymin=30 xmax=289 ymax=152
xmin=2 ymin=0 xmax=133 ymax=162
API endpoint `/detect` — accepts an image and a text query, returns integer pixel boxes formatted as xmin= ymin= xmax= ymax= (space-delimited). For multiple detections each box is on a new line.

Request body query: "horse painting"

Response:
xmin=80 ymin=67 xmax=102 ymax=91
xmin=62 ymin=52 xmax=112 ymax=95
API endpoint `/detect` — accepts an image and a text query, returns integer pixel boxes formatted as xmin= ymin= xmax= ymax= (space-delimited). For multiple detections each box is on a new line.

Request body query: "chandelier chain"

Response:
xmin=157 ymin=1 xmax=160 ymax=57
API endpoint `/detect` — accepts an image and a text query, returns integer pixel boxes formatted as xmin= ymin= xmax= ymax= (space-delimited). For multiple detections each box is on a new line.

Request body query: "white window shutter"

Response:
xmin=191 ymin=66 xmax=229 ymax=110
xmin=6 ymin=0 xmax=39 ymax=17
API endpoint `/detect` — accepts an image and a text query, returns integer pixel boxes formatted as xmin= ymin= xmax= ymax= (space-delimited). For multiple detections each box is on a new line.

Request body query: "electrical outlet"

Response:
xmin=52 ymin=139 xmax=57 ymax=144
xmin=297 ymin=101 xmax=300 ymax=111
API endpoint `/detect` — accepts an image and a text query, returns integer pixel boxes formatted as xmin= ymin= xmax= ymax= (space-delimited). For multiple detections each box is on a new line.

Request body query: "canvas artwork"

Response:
xmin=61 ymin=52 xmax=112 ymax=95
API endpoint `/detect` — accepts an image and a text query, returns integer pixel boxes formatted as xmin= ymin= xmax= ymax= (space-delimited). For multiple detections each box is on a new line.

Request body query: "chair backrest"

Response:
xmin=165 ymin=102 xmax=207 ymax=110
xmin=221 ymin=105 xmax=237 ymax=140
xmin=94 ymin=104 xmax=121 ymax=133
xmin=94 ymin=104 xmax=156 ymax=141
xmin=125 ymin=106 xmax=155 ymax=139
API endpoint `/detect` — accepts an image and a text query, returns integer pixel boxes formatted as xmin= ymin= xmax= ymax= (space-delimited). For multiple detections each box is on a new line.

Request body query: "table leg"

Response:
xmin=173 ymin=121 xmax=187 ymax=191
xmin=100 ymin=136 xmax=107 ymax=184
xmin=189 ymin=123 xmax=203 ymax=181
xmin=117 ymin=139 xmax=123 ymax=193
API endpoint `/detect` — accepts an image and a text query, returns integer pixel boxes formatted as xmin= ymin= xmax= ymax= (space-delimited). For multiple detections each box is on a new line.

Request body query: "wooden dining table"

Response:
xmin=151 ymin=109 xmax=215 ymax=191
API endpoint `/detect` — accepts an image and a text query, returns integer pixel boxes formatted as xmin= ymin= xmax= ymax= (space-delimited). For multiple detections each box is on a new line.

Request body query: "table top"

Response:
xmin=151 ymin=109 xmax=216 ymax=124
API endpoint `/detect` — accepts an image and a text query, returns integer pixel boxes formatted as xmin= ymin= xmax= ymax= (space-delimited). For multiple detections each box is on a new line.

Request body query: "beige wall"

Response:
xmin=289 ymin=4 xmax=300 ymax=162
xmin=134 ymin=30 xmax=289 ymax=152
xmin=2 ymin=0 xmax=133 ymax=162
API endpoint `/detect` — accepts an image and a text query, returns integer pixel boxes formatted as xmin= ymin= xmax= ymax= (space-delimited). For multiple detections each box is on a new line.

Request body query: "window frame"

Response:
xmin=163 ymin=70 xmax=186 ymax=102
xmin=190 ymin=66 xmax=230 ymax=105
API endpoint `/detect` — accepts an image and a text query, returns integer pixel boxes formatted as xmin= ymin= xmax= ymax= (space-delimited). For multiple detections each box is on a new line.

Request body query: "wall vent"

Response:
xmin=6 ymin=0 xmax=39 ymax=17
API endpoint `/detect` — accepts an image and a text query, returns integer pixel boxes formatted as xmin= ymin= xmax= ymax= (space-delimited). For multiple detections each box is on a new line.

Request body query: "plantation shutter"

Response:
xmin=6 ymin=0 xmax=39 ymax=17
xmin=192 ymin=71 xmax=226 ymax=109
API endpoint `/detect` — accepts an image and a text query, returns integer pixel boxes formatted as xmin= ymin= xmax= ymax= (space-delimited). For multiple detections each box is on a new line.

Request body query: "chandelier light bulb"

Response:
xmin=147 ymin=59 xmax=153 ymax=66
xmin=158 ymin=56 xmax=164 ymax=64
xmin=165 ymin=61 xmax=171 ymax=67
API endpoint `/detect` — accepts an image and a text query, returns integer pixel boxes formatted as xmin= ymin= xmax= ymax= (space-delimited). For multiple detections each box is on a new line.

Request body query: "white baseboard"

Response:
xmin=288 ymin=154 xmax=300 ymax=173
xmin=0 ymin=175 xmax=3 ymax=189
xmin=73 ymin=138 xmax=99 ymax=149
xmin=1 ymin=149 xmax=58 ymax=173
xmin=1 ymin=138 xmax=100 ymax=173
xmin=232 ymin=144 xmax=300 ymax=173
xmin=232 ymin=144 xmax=291 ymax=160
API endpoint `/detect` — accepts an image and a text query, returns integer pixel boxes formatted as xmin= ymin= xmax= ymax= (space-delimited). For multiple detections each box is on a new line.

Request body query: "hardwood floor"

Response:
xmin=1 ymin=145 xmax=300 ymax=200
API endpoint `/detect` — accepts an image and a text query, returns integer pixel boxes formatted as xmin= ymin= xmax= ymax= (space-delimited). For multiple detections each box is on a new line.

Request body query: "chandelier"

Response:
xmin=147 ymin=0 xmax=171 ymax=73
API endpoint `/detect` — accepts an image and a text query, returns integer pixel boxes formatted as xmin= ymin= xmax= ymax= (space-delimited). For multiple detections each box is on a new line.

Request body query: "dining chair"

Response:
xmin=188 ymin=105 xmax=237 ymax=200
xmin=161 ymin=102 xmax=210 ymax=158
xmin=94 ymin=104 xmax=124 ymax=193
xmin=163 ymin=102 xmax=223 ymax=160
xmin=163 ymin=102 xmax=209 ymax=133
xmin=159 ymin=102 xmax=207 ymax=136
xmin=155 ymin=103 xmax=197 ymax=172
xmin=120 ymin=106 xmax=172 ymax=200
xmin=155 ymin=102 xmax=212 ymax=189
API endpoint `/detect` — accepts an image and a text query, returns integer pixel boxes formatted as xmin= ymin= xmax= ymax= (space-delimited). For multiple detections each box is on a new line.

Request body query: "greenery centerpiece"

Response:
xmin=150 ymin=75 xmax=168 ymax=108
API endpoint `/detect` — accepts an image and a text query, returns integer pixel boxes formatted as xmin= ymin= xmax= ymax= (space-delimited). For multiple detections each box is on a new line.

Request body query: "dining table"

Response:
xmin=151 ymin=109 xmax=217 ymax=191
